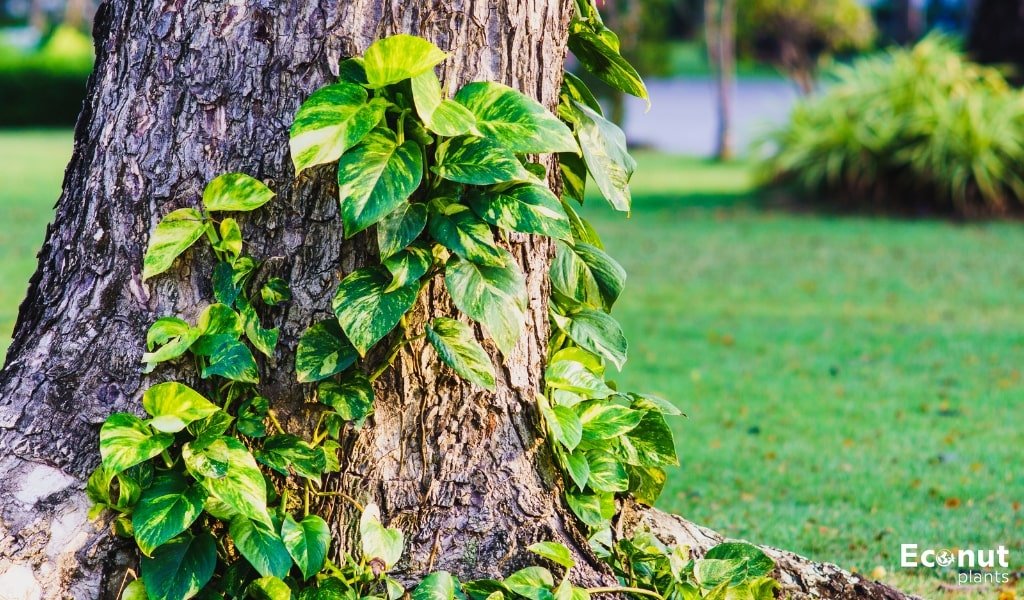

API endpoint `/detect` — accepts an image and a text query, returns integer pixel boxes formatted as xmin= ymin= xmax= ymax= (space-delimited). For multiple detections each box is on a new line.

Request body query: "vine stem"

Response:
xmin=587 ymin=587 xmax=666 ymax=600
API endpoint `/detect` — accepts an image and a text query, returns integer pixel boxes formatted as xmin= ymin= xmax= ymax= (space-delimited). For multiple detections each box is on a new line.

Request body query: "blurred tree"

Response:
xmin=705 ymin=0 xmax=737 ymax=159
xmin=737 ymin=0 xmax=875 ymax=94
xmin=891 ymin=0 xmax=926 ymax=44
xmin=968 ymin=0 xmax=1024 ymax=84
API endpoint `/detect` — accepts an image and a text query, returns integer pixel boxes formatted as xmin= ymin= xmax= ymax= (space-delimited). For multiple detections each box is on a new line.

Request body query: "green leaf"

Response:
xmin=628 ymin=465 xmax=666 ymax=506
xmin=338 ymin=57 xmax=368 ymax=85
xmin=238 ymin=296 xmax=280 ymax=357
xmin=444 ymin=253 xmax=527 ymax=356
xmin=318 ymin=372 xmax=375 ymax=426
xmin=693 ymin=559 xmax=746 ymax=590
xmin=412 ymin=70 xmax=477 ymax=137
xmin=567 ymin=22 xmax=648 ymax=102
xmin=196 ymin=336 xmax=259 ymax=383
xmin=503 ymin=567 xmax=554 ymax=600
xmin=289 ymin=83 xmax=384 ymax=173
xmin=528 ymin=541 xmax=575 ymax=569
xmin=383 ymin=243 xmax=433 ymax=292
xmin=570 ymin=101 xmax=635 ymax=212
xmin=621 ymin=411 xmax=678 ymax=466
xmin=261 ymin=278 xmax=291 ymax=306
xmin=217 ymin=218 xmax=243 ymax=258
xmin=551 ymin=242 xmax=625 ymax=311
xmin=121 ymin=579 xmax=148 ymax=600
xmin=282 ymin=513 xmax=331 ymax=580
xmin=412 ymin=571 xmax=457 ymax=600
xmin=585 ymin=453 xmax=628 ymax=493
xmin=187 ymin=410 xmax=234 ymax=440
xmin=257 ymin=434 xmax=328 ymax=481
xmin=429 ymin=203 xmax=504 ymax=267
xmin=141 ymin=532 xmax=216 ymax=600
xmin=561 ymin=72 xmax=602 ymax=115
xmin=203 ymin=173 xmax=275 ymax=212
xmin=561 ymin=450 xmax=590 ymax=490
xmin=559 ymin=153 xmax=587 ymax=206
xmin=560 ymin=309 xmax=627 ymax=371
xmin=142 ymin=208 xmax=208 ymax=280
xmin=133 ymin=474 xmax=207 ymax=557
xmin=230 ymin=517 xmax=293 ymax=579
xmin=434 ymin=136 xmax=532 ymax=185
xmin=99 ymin=413 xmax=174 ymax=473
xmin=212 ymin=261 xmax=241 ymax=306
xmin=197 ymin=436 xmax=272 ymax=526
xmin=333 ymin=267 xmax=419 ymax=355
xmin=197 ymin=303 xmax=242 ymax=337
xmin=360 ymin=503 xmax=404 ymax=569
xmin=378 ymin=202 xmax=427 ymax=260
xmin=627 ymin=392 xmax=681 ymax=416
xmin=182 ymin=437 xmax=229 ymax=479
xmin=454 ymin=81 xmax=577 ymax=154
xmin=578 ymin=402 xmax=644 ymax=440
xmin=363 ymin=34 xmax=448 ymax=88
xmin=142 ymin=382 xmax=220 ymax=433
xmin=237 ymin=396 xmax=269 ymax=438
xmin=705 ymin=542 xmax=775 ymax=580
xmin=564 ymin=490 xmax=614 ymax=529
xmin=337 ymin=128 xmax=424 ymax=237
xmin=544 ymin=360 xmax=613 ymax=399
xmin=560 ymin=200 xmax=603 ymax=248
xmin=295 ymin=320 xmax=358 ymax=383
xmin=426 ymin=317 xmax=496 ymax=390
xmin=248 ymin=576 xmax=292 ymax=600
xmin=542 ymin=404 xmax=582 ymax=451
xmin=466 ymin=184 xmax=571 ymax=241
xmin=142 ymin=318 xmax=201 ymax=371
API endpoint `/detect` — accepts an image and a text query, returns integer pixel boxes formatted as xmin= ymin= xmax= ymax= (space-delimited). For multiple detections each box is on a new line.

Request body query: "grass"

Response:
xmin=2 ymin=132 xmax=1022 ymax=599
xmin=580 ymin=153 xmax=1024 ymax=598
xmin=0 ymin=130 xmax=71 ymax=357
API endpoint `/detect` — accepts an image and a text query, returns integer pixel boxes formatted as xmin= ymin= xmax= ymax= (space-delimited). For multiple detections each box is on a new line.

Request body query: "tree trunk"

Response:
xmin=0 ymin=1 xmax=592 ymax=597
xmin=705 ymin=0 xmax=736 ymax=160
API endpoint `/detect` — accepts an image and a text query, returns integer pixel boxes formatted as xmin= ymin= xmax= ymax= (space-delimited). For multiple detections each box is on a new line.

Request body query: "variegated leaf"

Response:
xmin=411 ymin=70 xmax=476 ymax=137
xmin=338 ymin=128 xmax=424 ymax=237
xmin=383 ymin=242 xmax=433 ymax=292
xmin=428 ymin=202 xmax=504 ymax=267
xmin=378 ymin=202 xmax=428 ymax=260
xmin=289 ymin=83 xmax=385 ymax=173
xmin=142 ymin=208 xmax=208 ymax=280
xmin=433 ymin=136 xmax=532 ymax=185
xmin=363 ymin=34 xmax=447 ymax=88
xmin=454 ymin=81 xmax=577 ymax=153
xmin=570 ymin=101 xmax=635 ymax=212
xmin=203 ymin=173 xmax=275 ymax=212
xmin=466 ymin=183 xmax=571 ymax=240
xmin=426 ymin=317 xmax=496 ymax=390
xmin=568 ymin=21 xmax=649 ymax=102
xmin=444 ymin=252 xmax=527 ymax=356
xmin=295 ymin=319 xmax=358 ymax=383
xmin=333 ymin=267 xmax=419 ymax=355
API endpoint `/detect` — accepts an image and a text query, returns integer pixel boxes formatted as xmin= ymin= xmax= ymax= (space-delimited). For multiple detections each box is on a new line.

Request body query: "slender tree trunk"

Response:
xmin=705 ymin=0 xmax=735 ymax=160
xmin=0 ymin=1 xmax=590 ymax=597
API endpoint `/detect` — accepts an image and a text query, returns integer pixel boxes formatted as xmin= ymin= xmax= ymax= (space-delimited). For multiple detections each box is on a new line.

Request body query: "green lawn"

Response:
xmin=2 ymin=131 xmax=1021 ymax=598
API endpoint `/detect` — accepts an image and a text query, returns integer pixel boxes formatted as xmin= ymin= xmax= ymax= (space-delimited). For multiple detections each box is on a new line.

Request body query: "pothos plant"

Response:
xmin=88 ymin=4 xmax=780 ymax=600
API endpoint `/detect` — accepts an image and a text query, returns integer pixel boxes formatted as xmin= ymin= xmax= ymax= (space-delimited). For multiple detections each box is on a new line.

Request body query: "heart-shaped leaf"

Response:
xmin=466 ymin=183 xmax=571 ymax=241
xmin=289 ymin=83 xmax=384 ymax=173
xmin=295 ymin=319 xmax=358 ymax=383
xmin=337 ymin=128 xmax=424 ymax=237
xmin=203 ymin=173 xmax=275 ymax=212
xmin=99 ymin=413 xmax=174 ymax=473
xmin=434 ymin=136 xmax=531 ymax=185
xmin=142 ymin=208 xmax=208 ymax=280
xmin=281 ymin=513 xmax=331 ymax=580
xmin=426 ymin=318 xmax=496 ymax=390
xmin=363 ymin=34 xmax=448 ymax=88
xmin=444 ymin=253 xmax=527 ymax=356
xmin=455 ymin=81 xmax=577 ymax=154
xmin=142 ymin=382 xmax=220 ymax=433
xmin=230 ymin=517 xmax=292 ymax=579
xmin=141 ymin=532 xmax=217 ymax=600
xmin=333 ymin=267 xmax=419 ymax=356
xmin=412 ymin=70 xmax=476 ymax=137
xmin=133 ymin=473 xmax=208 ymax=556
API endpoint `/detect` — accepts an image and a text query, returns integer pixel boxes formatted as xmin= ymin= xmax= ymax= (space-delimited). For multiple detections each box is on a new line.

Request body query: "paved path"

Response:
xmin=622 ymin=77 xmax=799 ymax=156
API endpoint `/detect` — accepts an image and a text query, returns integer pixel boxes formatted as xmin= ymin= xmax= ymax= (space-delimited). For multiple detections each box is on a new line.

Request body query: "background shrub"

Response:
xmin=0 ymin=26 xmax=93 ymax=127
xmin=759 ymin=35 xmax=1024 ymax=216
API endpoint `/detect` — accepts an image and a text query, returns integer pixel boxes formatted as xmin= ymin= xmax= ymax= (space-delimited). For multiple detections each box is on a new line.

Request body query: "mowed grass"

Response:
xmin=0 ymin=130 xmax=71 ymax=358
xmin=580 ymin=154 xmax=1024 ymax=596
xmin=2 ymin=132 xmax=1022 ymax=597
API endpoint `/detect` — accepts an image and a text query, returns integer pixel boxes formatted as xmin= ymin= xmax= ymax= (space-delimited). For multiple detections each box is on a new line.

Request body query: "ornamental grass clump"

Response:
xmin=759 ymin=35 xmax=1024 ymax=216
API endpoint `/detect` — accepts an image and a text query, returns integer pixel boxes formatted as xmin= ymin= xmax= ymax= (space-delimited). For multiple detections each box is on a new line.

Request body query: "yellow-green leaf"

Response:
xmin=203 ymin=173 xmax=275 ymax=212
xmin=338 ymin=128 xmax=424 ymax=237
xmin=363 ymin=34 xmax=448 ymax=88
xmin=142 ymin=208 xmax=208 ymax=280
xmin=289 ymin=83 xmax=384 ymax=173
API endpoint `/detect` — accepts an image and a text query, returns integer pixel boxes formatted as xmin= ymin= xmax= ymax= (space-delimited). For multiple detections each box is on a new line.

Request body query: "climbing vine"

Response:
xmin=89 ymin=3 xmax=779 ymax=600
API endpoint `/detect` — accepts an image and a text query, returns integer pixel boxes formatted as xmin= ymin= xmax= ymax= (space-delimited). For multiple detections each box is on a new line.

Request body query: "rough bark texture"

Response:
xmin=617 ymin=501 xmax=920 ymax=600
xmin=0 ymin=1 xmax=591 ymax=597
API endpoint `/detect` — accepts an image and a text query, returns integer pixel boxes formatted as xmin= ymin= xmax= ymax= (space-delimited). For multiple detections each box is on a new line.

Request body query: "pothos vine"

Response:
xmin=88 ymin=4 xmax=780 ymax=600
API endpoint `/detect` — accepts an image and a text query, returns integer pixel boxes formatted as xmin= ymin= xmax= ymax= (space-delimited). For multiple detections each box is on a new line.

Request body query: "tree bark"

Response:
xmin=705 ymin=0 xmax=735 ymax=161
xmin=0 ymin=1 xmax=593 ymax=597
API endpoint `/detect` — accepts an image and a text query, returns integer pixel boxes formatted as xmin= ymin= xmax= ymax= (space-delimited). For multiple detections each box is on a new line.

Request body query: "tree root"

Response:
xmin=617 ymin=501 xmax=923 ymax=600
